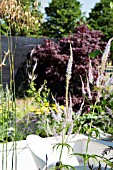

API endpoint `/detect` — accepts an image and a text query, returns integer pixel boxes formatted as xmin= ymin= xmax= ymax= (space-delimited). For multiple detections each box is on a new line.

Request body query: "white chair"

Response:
xmin=26 ymin=134 xmax=79 ymax=170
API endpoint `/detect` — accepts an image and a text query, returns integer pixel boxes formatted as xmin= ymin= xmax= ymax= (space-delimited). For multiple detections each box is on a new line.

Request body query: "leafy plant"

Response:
xmin=87 ymin=0 xmax=113 ymax=40
xmin=15 ymin=24 xmax=107 ymax=113
xmin=42 ymin=0 xmax=82 ymax=38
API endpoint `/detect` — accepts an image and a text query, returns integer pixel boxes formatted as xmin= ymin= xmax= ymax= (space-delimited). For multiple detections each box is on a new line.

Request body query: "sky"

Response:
xmin=40 ymin=0 xmax=100 ymax=17
xmin=79 ymin=0 xmax=100 ymax=16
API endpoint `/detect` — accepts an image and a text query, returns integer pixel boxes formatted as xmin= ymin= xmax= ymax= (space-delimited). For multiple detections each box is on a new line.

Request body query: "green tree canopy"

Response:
xmin=87 ymin=0 xmax=113 ymax=40
xmin=42 ymin=0 xmax=82 ymax=38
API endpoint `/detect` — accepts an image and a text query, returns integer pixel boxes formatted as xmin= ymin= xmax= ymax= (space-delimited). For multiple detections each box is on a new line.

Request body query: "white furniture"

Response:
xmin=0 ymin=134 xmax=112 ymax=170
xmin=26 ymin=134 xmax=79 ymax=170
xmin=27 ymin=134 xmax=113 ymax=170
xmin=0 ymin=140 xmax=37 ymax=170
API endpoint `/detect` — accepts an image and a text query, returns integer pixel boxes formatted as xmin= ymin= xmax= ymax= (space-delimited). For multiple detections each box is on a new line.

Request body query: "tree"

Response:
xmin=87 ymin=0 xmax=113 ymax=63
xmin=42 ymin=0 xmax=82 ymax=38
xmin=87 ymin=0 xmax=113 ymax=40
xmin=15 ymin=25 xmax=106 ymax=111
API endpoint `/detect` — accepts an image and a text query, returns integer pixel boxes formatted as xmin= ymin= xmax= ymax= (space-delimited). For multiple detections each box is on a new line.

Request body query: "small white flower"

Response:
xmin=76 ymin=99 xmax=84 ymax=118
xmin=104 ymin=75 xmax=113 ymax=86
xmin=88 ymin=59 xmax=93 ymax=84
xmin=33 ymin=60 xmax=37 ymax=73
xmin=66 ymin=44 xmax=73 ymax=83
xmin=67 ymin=121 xmax=73 ymax=135
xmin=87 ymin=77 xmax=92 ymax=100
xmin=96 ymin=91 xmax=102 ymax=102
xmin=105 ymin=106 xmax=113 ymax=116
xmin=50 ymin=107 xmax=62 ymax=122
xmin=80 ymin=75 xmax=86 ymax=95
xmin=101 ymin=37 xmax=113 ymax=75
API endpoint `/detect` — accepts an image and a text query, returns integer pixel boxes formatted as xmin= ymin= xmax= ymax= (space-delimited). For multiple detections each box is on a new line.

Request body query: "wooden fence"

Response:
xmin=0 ymin=35 xmax=56 ymax=87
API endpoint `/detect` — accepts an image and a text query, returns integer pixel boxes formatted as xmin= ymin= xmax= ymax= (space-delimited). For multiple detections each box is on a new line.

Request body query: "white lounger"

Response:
xmin=26 ymin=134 xmax=79 ymax=170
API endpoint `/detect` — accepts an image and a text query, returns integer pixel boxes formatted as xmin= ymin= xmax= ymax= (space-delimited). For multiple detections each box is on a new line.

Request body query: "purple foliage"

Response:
xmin=15 ymin=25 xmax=107 ymax=111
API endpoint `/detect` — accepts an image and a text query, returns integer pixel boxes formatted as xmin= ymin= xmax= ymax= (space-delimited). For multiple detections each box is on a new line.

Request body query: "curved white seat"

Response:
xmin=26 ymin=134 xmax=79 ymax=170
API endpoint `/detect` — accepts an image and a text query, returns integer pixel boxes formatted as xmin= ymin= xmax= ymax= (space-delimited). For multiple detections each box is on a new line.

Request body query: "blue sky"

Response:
xmin=40 ymin=0 xmax=100 ymax=17
xmin=79 ymin=0 xmax=100 ymax=16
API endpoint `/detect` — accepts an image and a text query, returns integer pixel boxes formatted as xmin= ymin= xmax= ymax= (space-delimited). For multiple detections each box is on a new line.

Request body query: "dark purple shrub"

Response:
xmin=15 ymin=25 xmax=107 ymax=111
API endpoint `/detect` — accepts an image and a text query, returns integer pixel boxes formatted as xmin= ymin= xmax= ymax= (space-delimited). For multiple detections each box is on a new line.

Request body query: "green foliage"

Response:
xmin=53 ymin=143 xmax=73 ymax=153
xmin=87 ymin=0 xmax=113 ymax=40
xmin=27 ymin=80 xmax=51 ymax=107
xmin=100 ymin=90 xmax=113 ymax=135
xmin=89 ymin=50 xmax=101 ymax=59
xmin=42 ymin=0 xmax=82 ymax=38
xmin=71 ymin=152 xmax=111 ymax=169
xmin=74 ymin=89 xmax=113 ymax=138
xmin=0 ymin=85 xmax=16 ymax=142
